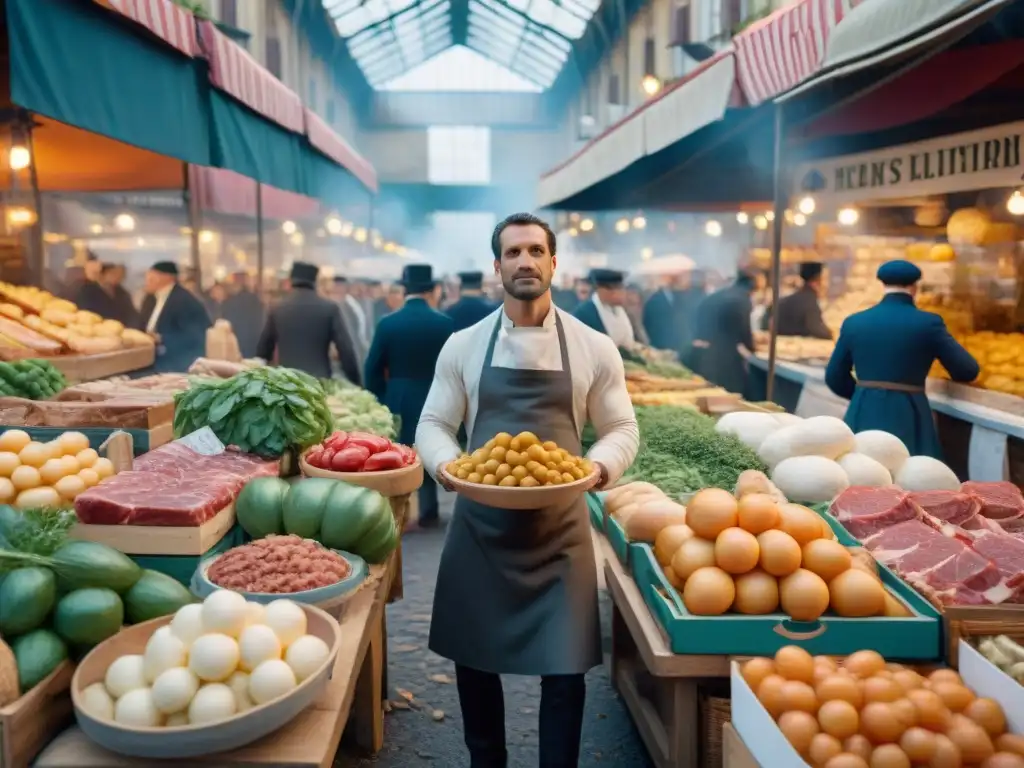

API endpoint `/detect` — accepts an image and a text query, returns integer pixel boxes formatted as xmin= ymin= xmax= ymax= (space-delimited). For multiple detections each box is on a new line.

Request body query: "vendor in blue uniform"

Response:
xmin=445 ymin=271 xmax=494 ymax=332
xmin=824 ymin=259 xmax=980 ymax=458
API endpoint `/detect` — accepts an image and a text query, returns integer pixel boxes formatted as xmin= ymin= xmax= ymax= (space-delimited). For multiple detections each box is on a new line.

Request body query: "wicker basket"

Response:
xmin=700 ymin=687 xmax=732 ymax=768
xmin=944 ymin=605 xmax=1024 ymax=667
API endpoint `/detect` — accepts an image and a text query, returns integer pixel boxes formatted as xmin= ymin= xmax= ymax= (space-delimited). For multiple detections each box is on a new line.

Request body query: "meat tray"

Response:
xmin=632 ymin=543 xmax=943 ymax=659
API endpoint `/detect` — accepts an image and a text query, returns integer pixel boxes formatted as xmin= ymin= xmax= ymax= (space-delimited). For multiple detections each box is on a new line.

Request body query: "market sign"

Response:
xmin=793 ymin=121 xmax=1024 ymax=205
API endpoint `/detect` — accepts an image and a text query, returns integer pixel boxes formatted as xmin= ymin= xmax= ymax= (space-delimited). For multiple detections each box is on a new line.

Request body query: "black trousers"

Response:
xmin=455 ymin=665 xmax=586 ymax=768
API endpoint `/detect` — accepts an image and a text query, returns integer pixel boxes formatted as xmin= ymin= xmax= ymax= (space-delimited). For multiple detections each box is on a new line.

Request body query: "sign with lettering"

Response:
xmin=793 ymin=122 xmax=1024 ymax=205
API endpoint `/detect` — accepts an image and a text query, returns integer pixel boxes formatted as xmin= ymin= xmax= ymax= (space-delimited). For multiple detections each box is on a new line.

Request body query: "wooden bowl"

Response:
xmin=71 ymin=604 xmax=341 ymax=759
xmin=442 ymin=467 xmax=601 ymax=510
xmin=300 ymin=450 xmax=423 ymax=497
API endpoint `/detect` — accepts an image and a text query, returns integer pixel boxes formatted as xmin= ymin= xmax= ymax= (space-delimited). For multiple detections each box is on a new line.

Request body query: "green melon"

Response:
xmin=282 ymin=478 xmax=337 ymax=539
xmin=236 ymin=476 xmax=290 ymax=539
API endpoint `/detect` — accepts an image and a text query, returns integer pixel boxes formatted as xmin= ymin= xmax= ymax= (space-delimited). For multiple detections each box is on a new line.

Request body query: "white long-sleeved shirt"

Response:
xmin=592 ymin=293 xmax=636 ymax=348
xmin=415 ymin=306 xmax=639 ymax=484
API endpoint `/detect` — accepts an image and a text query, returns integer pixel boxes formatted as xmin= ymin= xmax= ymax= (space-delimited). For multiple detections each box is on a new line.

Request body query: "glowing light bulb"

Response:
xmin=837 ymin=207 xmax=859 ymax=226
xmin=736 ymin=212 xmax=749 ymax=224
xmin=704 ymin=220 xmax=722 ymax=237
xmin=114 ymin=213 xmax=135 ymax=232
xmin=579 ymin=218 xmax=594 ymax=232
xmin=798 ymin=196 xmax=816 ymax=216
xmin=1008 ymin=191 xmax=1024 ymax=216
xmin=326 ymin=216 xmax=343 ymax=235
xmin=281 ymin=220 xmax=297 ymax=235
xmin=8 ymin=146 xmax=30 ymax=171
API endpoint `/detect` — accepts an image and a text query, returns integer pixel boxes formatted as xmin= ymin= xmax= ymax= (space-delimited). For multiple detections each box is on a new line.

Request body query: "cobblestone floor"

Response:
xmin=334 ymin=493 xmax=653 ymax=767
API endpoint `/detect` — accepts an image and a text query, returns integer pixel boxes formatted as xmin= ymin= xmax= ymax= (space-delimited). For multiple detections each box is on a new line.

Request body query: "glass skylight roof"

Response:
xmin=322 ymin=0 xmax=599 ymax=90
xmin=381 ymin=46 xmax=542 ymax=91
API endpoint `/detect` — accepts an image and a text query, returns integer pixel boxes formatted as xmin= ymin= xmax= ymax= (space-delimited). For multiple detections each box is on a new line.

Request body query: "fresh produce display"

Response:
xmin=207 ymin=536 xmax=352 ymax=594
xmin=320 ymin=379 xmax=397 ymax=439
xmin=444 ymin=431 xmax=595 ymax=487
xmin=978 ymin=635 xmax=1024 ymax=684
xmin=77 ymin=591 xmax=333 ymax=727
xmin=0 ymin=358 xmax=67 ymax=399
xmin=0 ymin=505 xmax=76 ymax=555
xmin=933 ymin=331 xmax=1024 ymax=398
xmin=742 ymin=646 xmax=1021 ymax=767
xmin=0 ymin=537 xmax=193 ymax=693
xmin=173 ymin=367 xmax=332 ymax=458
xmin=0 ymin=429 xmax=115 ymax=508
xmin=623 ymin=358 xmax=696 ymax=380
xmin=619 ymin=343 xmax=693 ymax=377
xmin=610 ymin=477 xmax=914 ymax=621
xmin=754 ymin=336 xmax=836 ymax=363
xmin=629 ymin=387 xmax=733 ymax=407
xmin=623 ymin=406 xmax=768 ymax=496
xmin=235 ymin=477 xmax=398 ymax=564
xmin=304 ymin=431 xmax=417 ymax=473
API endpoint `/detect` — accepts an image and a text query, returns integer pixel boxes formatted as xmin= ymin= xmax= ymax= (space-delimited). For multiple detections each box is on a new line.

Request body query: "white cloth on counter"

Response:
xmin=591 ymin=294 xmax=636 ymax=348
xmin=416 ymin=306 xmax=640 ymax=484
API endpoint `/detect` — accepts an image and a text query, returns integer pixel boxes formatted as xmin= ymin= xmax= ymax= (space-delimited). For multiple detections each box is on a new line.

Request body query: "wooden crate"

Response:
xmin=0 ymin=425 xmax=172 ymax=456
xmin=0 ymin=662 xmax=74 ymax=768
xmin=49 ymin=347 xmax=154 ymax=383
xmin=70 ymin=504 xmax=236 ymax=556
xmin=700 ymin=686 xmax=732 ymax=768
xmin=944 ymin=604 xmax=1024 ymax=667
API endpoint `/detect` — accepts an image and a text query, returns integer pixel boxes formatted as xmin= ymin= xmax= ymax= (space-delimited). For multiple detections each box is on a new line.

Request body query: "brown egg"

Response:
xmin=892 ymin=669 xmax=925 ymax=692
xmin=758 ymin=529 xmax=804 ymax=577
xmin=907 ymin=688 xmax=952 ymax=732
xmin=671 ymin=537 xmax=717 ymax=581
xmin=742 ymin=657 xmax=776 ymax=692
xmin=778 ymin=503 xmax=828 ymax=545
xmin=863 ymin=676 xmax=904 ymax=704
xmin=882 ymin=592 xmax=912 ymax=617
xmin=819 ymin=699 xmax=860 ymax=740
xmin=733 ymin=569 xmax=780 ymax=615
xmin=928 ymin=734 xmax=963 ymax=768
xmin=662 ymin=565 xmax=683 ymax=590
xmin=780 ymin=569 xmax=831 ymax=622
xmin=844 ymin=650 xmax=887 ymax=679
xmin=870 ymin=744 xmax=911 ymax=768
xmin=946 ymin=714 xmax=994 ymax=764
xmin=802 ymin=539 xmax=853 ymax=582
xmin=685 ymin=488 xmax=738 ymax=539
xmin=900 ymin=727 xmax=938 ymax=762
xmin=982 ymin=754 xmax=1024 ymax=768
xmin=757 ymin=674 xmax=788 ymax=718
xmin=932 ymin=683 xmax=975 ymax=713
xmin=844 ymin=735 xmax=874 ymax=761
xmin=775 ymin=645 xmax=816 ymax=684
xmin=737 ymin=493 xmax=780 ymax=534
xmin=996 ymin=734 xmax=1024 ymax=756
xmin=817 ymin=674 xmax=864 ymax=708
xmin=963 ymin=697 xmax=1007 ymax=738
xmin=715 ymin=527 xmax=761 ymax=574
xmin=783 ymin=680 xmax=819 ymax=714
xmin=928 ymin=669 xmax=964 ymax=687
xmin=890 ymin=698 xmax=918 ymax=729
xmin=861 ymin=702 xmax=905 ymax=744
xmin=682 ymin=567 xmax=736 ymax=616
xmin=825 ymin=754 xmax=870 ymax=768
xmin=779 ymin=710 xmax=820 ymax=755
xmin=809 ymin=733 xmax=844 ymax=766
xmin=815 ymin=659 xmax=840 ymax=685
xmin=654 ymin=524 xmax=695 ymax=566
xmin=829 ymin=568 xmax=887 ymax=618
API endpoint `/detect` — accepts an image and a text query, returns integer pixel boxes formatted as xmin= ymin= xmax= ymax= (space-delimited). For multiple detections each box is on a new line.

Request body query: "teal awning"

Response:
xmin=303 ymin=146 xmax=370 ymax=208
xmin=6 ymin=0 xmax=211 ymax=165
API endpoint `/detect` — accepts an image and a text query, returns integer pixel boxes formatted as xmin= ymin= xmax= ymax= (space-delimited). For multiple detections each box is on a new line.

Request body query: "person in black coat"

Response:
xmin=365 ymin=264 xmax=454 ymax=527
xmin=691 ymin=270 xmax=761 ymax=395
xmin=257 ymin=262 xmax=361 ymax=383
xmin=139 ymin=261 xmax=212 ymax=373
xmin=445 ymin=272 xmax=494 ymax=332
xmin=643 ymin=273 xmax=691 ymax=354
xmin=761 ymin=262 xmax=832 ymax=339
xmin=98 ymin=264 xmax=139 ymax=328
xmin=222 ymin=272 xmax=265 ymax=359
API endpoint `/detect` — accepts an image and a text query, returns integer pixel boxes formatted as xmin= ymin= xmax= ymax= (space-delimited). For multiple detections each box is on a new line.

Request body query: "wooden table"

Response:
xmin=722 ymin=724 xmax=758 ymax=768
xmin=600 ymin=535 xmax=731 ymax=768
xmin=34 ymin=553 xmax=398 ymax=768
xmin=50 ymin=346 xmax=155 ymax=383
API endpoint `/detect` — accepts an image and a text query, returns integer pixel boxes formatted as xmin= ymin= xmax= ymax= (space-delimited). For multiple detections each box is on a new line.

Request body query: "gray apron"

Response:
xmin=429 ymin=314 xmax=602 ymax=676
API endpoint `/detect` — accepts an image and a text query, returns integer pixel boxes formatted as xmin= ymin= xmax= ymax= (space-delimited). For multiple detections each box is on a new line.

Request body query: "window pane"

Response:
xmin=381 ymin=45 xmax=541 ymax=92
xmin=428 ymin=125 xmax=491 ymax=185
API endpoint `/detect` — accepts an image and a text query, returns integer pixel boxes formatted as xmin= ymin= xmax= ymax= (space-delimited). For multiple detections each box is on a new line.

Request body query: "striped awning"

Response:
xmin=196 ymin=21 xmax=305 ymax=134
xmin=188 ymin=166 xmax=320 ymax=221
xmin=734 ymin=0 xmax=864 ymax=106
xmin=304 ymin=109 xmax=378 ymax=194
xmin=93 ymin=0 xmax=198 ymax=56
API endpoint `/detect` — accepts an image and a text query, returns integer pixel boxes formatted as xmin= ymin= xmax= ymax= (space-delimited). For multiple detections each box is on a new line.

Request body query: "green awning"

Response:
xmin=303 ymin=146 xmax=370 ymax=208
xmin=6 ymin=0 xmax=211 ymax=165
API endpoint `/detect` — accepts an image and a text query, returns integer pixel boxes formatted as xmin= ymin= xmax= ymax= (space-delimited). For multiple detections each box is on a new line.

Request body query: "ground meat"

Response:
xmin=208 ymin=535 xmax=352 ymax=593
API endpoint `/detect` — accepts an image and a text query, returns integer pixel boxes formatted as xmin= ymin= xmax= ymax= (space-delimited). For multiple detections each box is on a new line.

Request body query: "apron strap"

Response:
xmin=552 ymin=313 xmax=579 ymax=436
xmin=483 ymin=315 xmax=502 ymax=368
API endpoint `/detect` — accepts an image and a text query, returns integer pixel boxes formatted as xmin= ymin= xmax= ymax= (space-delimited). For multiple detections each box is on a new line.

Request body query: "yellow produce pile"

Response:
xmin=608 ymin=473 xmax=910 ymax=621
xmin=625 ymin=371 xmax=704 ymax=393
xmin=0 ymin=429 xmax=115 ymax=507
xmin=446 ymin=431 xmax=594 ymax=488
xmin=931 ymin=331 xmax=1024 ymax=397
xmin=946 ymin=207 xmax=1018 ymax=246
xmin=743 ymin=646 xmax=1022 ymax=766
xmin=629 ymin=387 xmax=731 ymax=407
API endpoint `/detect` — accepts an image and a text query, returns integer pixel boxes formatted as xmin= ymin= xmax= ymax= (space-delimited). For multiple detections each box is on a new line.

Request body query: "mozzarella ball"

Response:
xmin=81 ymin=682 xmax=115 ymax=721
xmin=104 ymin=654 xmax=147 ymax=699
xmin=151 ymin=667 xmax=200 ymax=715
xmin=201 ymin=590 xmax=249 ymax=638
xmin=114 ymin=688 xmax=163 ymax=727
xmin=187 ymin=683 xmax=237 ymax=725
xmin=284 ymin=635 xmax=331 ymax=682
xmin=248 ymin=659 xmax=297 ymax=705
xmin=170 ymin=603 xmax=205 ymax=646
xmin=262 ymin=600 xmax=306 ymax=648
xmin=188 ymin=633 xmax=240 ymax=682
xmin=143 ymin=630 xmax=188 ymax=683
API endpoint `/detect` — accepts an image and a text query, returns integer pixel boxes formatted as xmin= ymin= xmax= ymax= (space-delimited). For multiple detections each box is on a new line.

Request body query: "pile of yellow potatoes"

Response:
xmin=931 ymin=331 xmax=1024 ymax=397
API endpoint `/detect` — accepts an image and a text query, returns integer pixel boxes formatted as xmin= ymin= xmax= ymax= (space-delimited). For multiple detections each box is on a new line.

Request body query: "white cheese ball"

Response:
xmin=143 ymin=630 xmax=188 ymax=684
xmin=201 ymin=590 xmax=249 ymax=638
xmin=81 ymin=682 xmax=115 ymax=721
xmin=151 ymin=667 xmax=200 ymax=715
xmin=226 ymin=671 xmax=254 ymax=712
xmin=114 ymin=688 xmax=163 ymax=727
xmin=170 ymin=603 xmax=205 ymax=647
xmin=284 ymin=635 xmax=330 ymax=682
xmin=248 ymin=659 xmax=297 ymax=705
xmin=244 ymin=602 xmax=266 ymax=627
xmin=188 ymin=633 xmax=240 ymax=682
xmin=238 ymin=624 xmax=282 ymax=672
xmin=104 ymin=654 xmax=148 ymax=699
xmin=262 ymin=600 xmax=306 ymax=649
xmin=188 ymin=683 xmax=237 ymax=725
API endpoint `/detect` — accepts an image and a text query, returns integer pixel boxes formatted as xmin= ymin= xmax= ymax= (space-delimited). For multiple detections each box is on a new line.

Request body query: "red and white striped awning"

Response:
xmin=304 ymin=109 xmax=379 ymax=194
xmin=188 ymin=166 xmax=320 ymax=221
xmin=734 ymin=0 xmax=865 ymax=106
xmin=196 ymin=21 xmax=305 ymax=134
xmin=94 ymin=0 xmax=198 ymax=56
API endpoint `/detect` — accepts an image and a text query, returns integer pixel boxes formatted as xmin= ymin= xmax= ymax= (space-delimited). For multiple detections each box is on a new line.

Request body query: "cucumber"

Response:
xmin=53 ymin=588 xmax=124 ymax=648
xmin=11 ymin=629 xmax=67 ymax=693
xmin=0 ymin=540 xmax=142 ymax=593
xmin=0 ymin=567 xmax=56 ymax=636
xmin=124 ymin=570 xmax=194 ymax=624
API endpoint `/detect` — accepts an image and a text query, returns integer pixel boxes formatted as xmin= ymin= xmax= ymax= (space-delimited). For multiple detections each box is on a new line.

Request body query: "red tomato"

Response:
xmin=362 ymin=450 xmax=405 ymax=471
xmin=326 ymin=431 xmax=349 ymax=450
xmin=331 ymin=445 xmax=370 ymax=472
xmin=346 ymin=432 xmax=391 ymax=455
xmin=306 ymin=447 xmax=324 ymax=467
xmin=319 ymin=447 xmax=336 ymax=468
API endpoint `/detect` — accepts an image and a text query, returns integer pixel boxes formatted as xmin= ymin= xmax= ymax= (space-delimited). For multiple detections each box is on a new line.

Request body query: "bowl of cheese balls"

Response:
xmin=442 ymin=431 xmax=601 ymax=510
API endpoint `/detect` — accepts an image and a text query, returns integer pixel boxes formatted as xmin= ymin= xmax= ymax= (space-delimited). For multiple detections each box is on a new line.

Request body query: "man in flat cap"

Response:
xmin=825 ymin=259 xmax=979 ymax=457
xmin=445 ymin=271 xmax=495 ymax=333
xmin=573 ymin=269 xmax=636 ymax=348
xmin=257 ymin=262 xmax=362 ymax=384
xmin=139 ymin=261 xmax=211 ymax=372
xmin=761 ymin=261 xmax=832 ymax=340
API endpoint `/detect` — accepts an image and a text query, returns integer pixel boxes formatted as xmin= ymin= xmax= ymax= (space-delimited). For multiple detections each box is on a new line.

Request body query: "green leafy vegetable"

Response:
xmin=320 ymin=379 xmax=397 ymax=439
xmin=0 ymin=506 xmax=76 ymax=557
xmin=173 ymin=367 xmax=332 ymax=458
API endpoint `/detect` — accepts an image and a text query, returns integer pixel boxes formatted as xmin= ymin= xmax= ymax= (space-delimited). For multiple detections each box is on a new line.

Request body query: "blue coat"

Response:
xmin=139 ymin=283 xmax=211 ymax=373
xmin=445 ymin=294 xmax=495 ymax=333
xmin=825 ymin=293 xmax=979 ymax=458
xmin=364 ymin=298 xmax=454 ymax=445
xmin=572 ymin=298 xmax=607 ymax=336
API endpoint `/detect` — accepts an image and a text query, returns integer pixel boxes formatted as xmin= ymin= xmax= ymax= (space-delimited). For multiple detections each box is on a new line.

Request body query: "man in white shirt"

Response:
xmin=330 ymin=277 xmax=370 ymax=361
xmin=416 ymin=212 xmax=638 ymax=768
xmin=572 ymin=268 xmax=637 ymax=348
xmin=138 ymin=261 xmax=210 ymax=372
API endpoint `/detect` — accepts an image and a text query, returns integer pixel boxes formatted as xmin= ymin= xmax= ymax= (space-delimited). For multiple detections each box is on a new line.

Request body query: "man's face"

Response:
xmin=332 ymin=282 xmax=347 ymax=300
xmin=574 ymin=280 xmax=590 ymax=301
xmin=144 ymin=269 xmax=168 ymax=294
xmin=598 ymin=285 xmax=625 ymax=307
xmin=495 ymin=224 xmax=555 ymax=301
xmin=386 ymin=286 xmax=404 ymax=309
xmin=84 ymin=260 xmax=102 ymax=281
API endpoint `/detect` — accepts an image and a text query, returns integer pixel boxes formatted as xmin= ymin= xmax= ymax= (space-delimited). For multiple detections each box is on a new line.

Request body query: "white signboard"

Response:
xmin=793 ymin=121 xmax=1024 ymax=206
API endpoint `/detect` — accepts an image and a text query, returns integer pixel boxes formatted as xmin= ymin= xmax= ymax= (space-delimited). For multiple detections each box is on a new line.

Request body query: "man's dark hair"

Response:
xmin=491 ymin=213 xmax=557 ymax=259
xmin=100 ymin=262 xmax=117 ymax=274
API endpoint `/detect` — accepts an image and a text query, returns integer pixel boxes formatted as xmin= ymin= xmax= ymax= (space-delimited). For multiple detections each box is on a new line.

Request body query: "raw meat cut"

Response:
xmin=830 ymin=486 xmax=919 ymax=539
xmin=909 ymin=491 xmax=979 ymax=527
xmin=965 ymin=529 xmax=1024 ymax=598
xmin=75 ymin=443 xmax=279 ymax=526
xmin=962 ymin=481 xmax=1024 ymax=521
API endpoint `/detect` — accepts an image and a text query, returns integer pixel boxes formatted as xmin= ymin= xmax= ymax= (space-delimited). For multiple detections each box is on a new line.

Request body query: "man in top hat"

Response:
xmin=365 ymin=264 xmax=453 ymax=527
xmin=761 ymin=262 xmax=832 ymax=340
xmin=825 ymin=259 xmax=979 ymax=458
xmin=691 ymin=267 xmax=762 ymax=394
xmin=257 ymin=262 xmax=361 ymax=383
xmin=445 ymin=271 xmax=495 ymax=333
xmin=572 ymin=269 xmax=637 ymax=348
xmin=138 ymin=261 xmax=211 ymax=373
